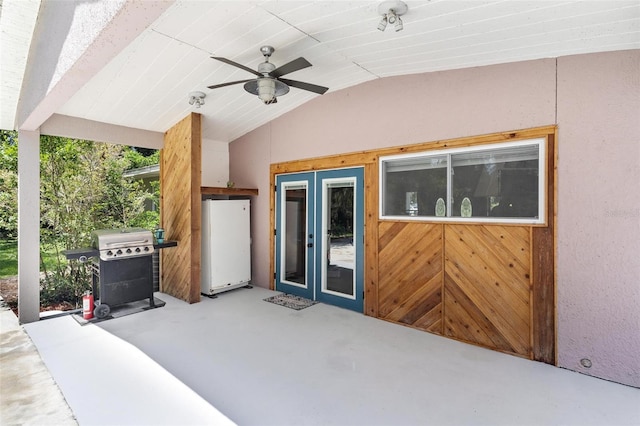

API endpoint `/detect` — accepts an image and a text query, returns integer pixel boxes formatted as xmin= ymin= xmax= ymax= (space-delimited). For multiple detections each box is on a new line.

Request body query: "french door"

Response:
xmin=275 ymin=168 xmax=364 ymax=312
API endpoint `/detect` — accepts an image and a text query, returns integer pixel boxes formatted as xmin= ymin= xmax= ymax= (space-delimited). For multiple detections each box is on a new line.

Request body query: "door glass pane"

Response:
xmin=324 ymin=181 xmax=355 ymax=296
xmin=284 ymin=186 xmax=307 ymax=285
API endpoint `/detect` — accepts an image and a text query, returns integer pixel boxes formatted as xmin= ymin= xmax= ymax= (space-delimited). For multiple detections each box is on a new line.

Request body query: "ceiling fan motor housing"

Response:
xmin=208 ymin=45 xmax=328 ymax=104
xmin=258 ymin=61 xmax=275 ymax=75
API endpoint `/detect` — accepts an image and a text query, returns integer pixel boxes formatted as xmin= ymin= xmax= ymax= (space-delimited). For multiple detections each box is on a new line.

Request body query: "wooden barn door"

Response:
xmin=443 ymin=225 xmax=532 ymax=357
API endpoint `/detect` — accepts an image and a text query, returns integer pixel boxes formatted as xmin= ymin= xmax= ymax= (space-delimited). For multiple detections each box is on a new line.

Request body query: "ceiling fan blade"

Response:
xmin=211 ymin=57 xmax=262 ymax=77
xmin=278 ymin=78 xmax=329 ymax=95
xmin=207 ymin=79 xmax=254 ymax=90
xmin=270 ymin=57 xmax=312 ymax=78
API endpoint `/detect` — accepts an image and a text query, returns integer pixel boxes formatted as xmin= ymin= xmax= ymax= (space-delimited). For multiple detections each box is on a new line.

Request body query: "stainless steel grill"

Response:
xmin=91 ymin=228 xmax=154 ymax=261
xmin=63 ymin=228 xmax=176 ymax=320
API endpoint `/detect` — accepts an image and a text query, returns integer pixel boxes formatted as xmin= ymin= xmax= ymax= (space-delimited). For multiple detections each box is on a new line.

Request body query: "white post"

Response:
xmin=17 ymin=129 xmax=40 ymax=324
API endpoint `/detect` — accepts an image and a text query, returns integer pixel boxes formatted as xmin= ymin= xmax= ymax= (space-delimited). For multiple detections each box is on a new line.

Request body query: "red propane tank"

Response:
xmin=82 ymin=291 xmax=94 ymax=320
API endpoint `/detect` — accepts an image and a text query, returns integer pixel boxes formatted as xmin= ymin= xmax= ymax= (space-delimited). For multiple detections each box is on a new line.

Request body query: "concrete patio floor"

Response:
xmin=0 ymin=304 xmax=76 ymax=425
xmin=5 ymin=286 xmax=640 ymax=425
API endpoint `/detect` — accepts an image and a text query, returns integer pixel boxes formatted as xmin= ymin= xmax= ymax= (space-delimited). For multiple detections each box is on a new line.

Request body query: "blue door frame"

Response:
xmin=275 ymin=168 xmax=364 ymax=312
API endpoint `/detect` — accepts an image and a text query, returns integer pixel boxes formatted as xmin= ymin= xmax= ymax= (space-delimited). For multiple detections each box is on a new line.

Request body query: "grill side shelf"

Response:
xmin=154 ymin=240 xmax=178 ymax=249
xmin=62 ymin=248 xmax=98 ymax=261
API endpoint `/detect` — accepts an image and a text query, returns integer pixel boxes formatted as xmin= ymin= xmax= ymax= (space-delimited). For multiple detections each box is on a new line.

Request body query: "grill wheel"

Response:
xmin=94 ymin=303 xmax=111 ymax=319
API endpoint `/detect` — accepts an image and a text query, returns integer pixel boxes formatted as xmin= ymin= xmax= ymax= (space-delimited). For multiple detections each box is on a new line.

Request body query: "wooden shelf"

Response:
xmin=201 ymin=186 xmax=258 ymax=196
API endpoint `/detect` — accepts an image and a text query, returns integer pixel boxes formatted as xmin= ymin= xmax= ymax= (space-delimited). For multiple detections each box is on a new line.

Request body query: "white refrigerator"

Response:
xmin=201 ymin=199 xmax=251 ymax=296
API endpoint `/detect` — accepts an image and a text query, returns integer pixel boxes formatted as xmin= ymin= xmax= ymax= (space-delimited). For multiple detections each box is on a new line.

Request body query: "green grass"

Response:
xmin=0 ymin=239 xmax=67 ymax=278
xmin=0 ymin=240 xmax=17 ymax=278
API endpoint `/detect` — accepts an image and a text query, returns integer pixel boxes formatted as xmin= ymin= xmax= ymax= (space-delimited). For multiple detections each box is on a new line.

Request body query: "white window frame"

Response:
xmin=379 ymin=138 xmax=547 ymax=225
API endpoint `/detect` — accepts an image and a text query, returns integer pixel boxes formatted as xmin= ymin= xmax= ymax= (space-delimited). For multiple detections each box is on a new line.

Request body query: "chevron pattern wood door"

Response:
xmin=444 ymin=225 xmax=531 ymax=357
xmin=378 ymin=222 xmax=443 ymax=333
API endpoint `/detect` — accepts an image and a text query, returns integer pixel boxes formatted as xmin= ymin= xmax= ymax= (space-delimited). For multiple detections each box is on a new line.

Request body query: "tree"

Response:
xmin=0 ymin=131 xmax=18 ymax=238
xmin=0 ymin=130 xmax=160 ymax=308
xmin=38 ymin=136 xmax=160 ymax=306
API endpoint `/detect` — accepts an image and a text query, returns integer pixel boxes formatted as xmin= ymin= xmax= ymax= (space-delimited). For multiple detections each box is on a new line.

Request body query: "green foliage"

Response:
xmin=129 ymin=209 xmax=160 ymax=230
xmin=124 ymin=147 xmax=160 ymax=169
xmin=0 ymin=131 xmax=18 ymax=238
xmin=38 ymin=137 xmax=159 ymax=248
xmin=131 ymin=179 xmax=160 ymax=229
xmin=0 ymin=170 xmax=17 ymax=238
xmin=0 ymin=130 xmax=18 ymax=172
xmin=0 ymin=132 xmax=160 ymax=308
xmin=40 ymin=260 xmax=91 ymax=308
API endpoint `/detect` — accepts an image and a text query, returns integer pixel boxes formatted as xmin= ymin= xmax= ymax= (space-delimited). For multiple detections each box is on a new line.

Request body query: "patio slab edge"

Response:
xmin=0 ymin=305 xmax=77 ymax=425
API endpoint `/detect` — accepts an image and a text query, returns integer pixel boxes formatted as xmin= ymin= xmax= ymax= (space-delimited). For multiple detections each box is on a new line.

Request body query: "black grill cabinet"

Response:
xmin=91 ymin=255 xmax=154 ymax=311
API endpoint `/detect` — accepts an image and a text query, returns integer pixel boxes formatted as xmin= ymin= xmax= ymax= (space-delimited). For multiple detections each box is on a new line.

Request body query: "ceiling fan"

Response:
xmin=207 ymin=46 xmax=329 ymax=105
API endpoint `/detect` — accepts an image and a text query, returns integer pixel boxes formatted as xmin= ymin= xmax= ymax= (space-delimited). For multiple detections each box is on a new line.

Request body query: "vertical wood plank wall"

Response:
xmin=531 ymin=133 xmax=556 ymax=363
xmin=270 ymin=126 xmax=557 ymax=363
xmin=160 ymin=113 xmax=202 ymax=303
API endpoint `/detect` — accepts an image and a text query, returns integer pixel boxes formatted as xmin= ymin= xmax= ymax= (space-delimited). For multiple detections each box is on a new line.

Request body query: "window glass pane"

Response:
xmin=383 ymin=155 xmax=447 ymax=217
xmin=451 ymin=145 xmax=539 ymax=218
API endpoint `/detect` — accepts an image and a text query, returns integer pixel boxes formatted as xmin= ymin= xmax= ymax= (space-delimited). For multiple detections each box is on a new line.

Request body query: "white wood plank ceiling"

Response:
xmin=0 ymin=0 xmax=41 ymax=131
xmin=15 ymin=1 xmax=640 ymax=142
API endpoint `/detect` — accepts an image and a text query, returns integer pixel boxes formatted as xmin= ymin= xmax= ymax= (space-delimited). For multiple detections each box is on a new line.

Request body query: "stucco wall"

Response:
xmin=556 ymin=50 xmax=640 ymax=387
xmin=229 ymin=50 xmax=640 ymax=387
xmin=201 ymin=139 xmax=229 ymax=187
xmin=230 ymin=58 xmax=556 ymax=289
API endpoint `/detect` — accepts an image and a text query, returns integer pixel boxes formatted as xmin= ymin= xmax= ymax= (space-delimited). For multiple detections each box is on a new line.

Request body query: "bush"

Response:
xmin=40 ymin=261 xmax=92 ymax=309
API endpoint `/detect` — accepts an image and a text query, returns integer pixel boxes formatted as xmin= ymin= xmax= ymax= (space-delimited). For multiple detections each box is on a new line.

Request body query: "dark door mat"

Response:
xmin=72 ymin=297 xmax=165 ymax=326
xmin=264 ymin=294 xmax=318 ymax=310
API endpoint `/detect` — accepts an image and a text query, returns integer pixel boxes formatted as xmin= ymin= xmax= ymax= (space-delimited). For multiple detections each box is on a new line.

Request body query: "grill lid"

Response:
xmin=91 ymin=228 xmax=155 ymax=260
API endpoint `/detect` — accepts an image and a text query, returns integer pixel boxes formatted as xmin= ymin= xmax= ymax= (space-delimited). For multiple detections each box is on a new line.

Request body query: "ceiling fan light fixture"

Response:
xmin=243 ymin=77 xmax=289 ymax=105
xmin=377 ymin=1 xmax=408 ymax=32
xmin=257 ymin=78 xmax=276 ymax=104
